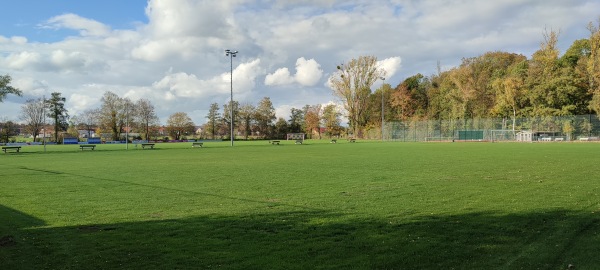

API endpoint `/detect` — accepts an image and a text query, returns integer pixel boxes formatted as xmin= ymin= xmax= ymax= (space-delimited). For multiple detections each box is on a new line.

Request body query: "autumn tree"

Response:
xmin=587 ymin=19 xmax=600 ymax=114
xmin=523 ymin=29 xmax=583 ymax=116
xmin=322 ymin=104 xmax=342 ymax=138
xmin=20 ymin=98 xmax=46 ymax=142
xmin=367 ymin=82 xmax=394 ymax=132
xmin=46 ymin=92 xmax=69 ymax=142
xmin=166 ymin=112 xmax=195 ymax=140
xmin=0 ymin=74 xmax=22 ymax=102
xmin=391 ymin=74 xmax=430 ymax=120
xmin=304 ymin=104 xmax=322 ymax=139
xmin=490 ymin=60 xmax=528 ymax=131
xmin=330 ymin=55 xmax=385 ymax=138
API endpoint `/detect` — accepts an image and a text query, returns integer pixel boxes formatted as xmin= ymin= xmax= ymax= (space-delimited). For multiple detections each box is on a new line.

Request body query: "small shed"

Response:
xmin=516 ymin=131 xmax=533 ymax=142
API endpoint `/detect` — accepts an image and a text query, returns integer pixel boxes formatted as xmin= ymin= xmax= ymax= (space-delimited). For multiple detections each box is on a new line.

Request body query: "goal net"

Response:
xmin=490 ymin=130 xmax=516 ymax=142
xmin=286 ymin=133 xmax=305 ymax=141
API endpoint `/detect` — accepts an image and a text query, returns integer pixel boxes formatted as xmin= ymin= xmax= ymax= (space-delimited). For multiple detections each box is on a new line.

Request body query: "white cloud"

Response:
xmin=377 ymin=57 xmax=402 ymax=80
xmin=295 ymin=58 xmax=323 ymax=86
xmin=42 ymin=13 xmax=111 ymax=37
xmin=69 ymin=93 xmax=97 ymax=116
xmin=264 ymin=68 xmax=295 ymax=86
xmin=265 ymin=57 xmax=323 ymax=86
xmin=12 ymin=78 xmax=49 ymax=96
xmin=151 ymin=58 xmax=266 ymax=99
xmin=5 ymin=51 xmax=42 ymax=70
xmin=1 ymin=0 xmax=599 ymax=124
xmin=50 ymin=50 xmax=86 ymax=70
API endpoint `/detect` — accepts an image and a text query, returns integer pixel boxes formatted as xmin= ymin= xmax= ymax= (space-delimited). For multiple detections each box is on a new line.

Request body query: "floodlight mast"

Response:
xmin=380 ymin=77 xmax=385 ymax=142
xmin=225 ymin=49 xmax=238 ymax=146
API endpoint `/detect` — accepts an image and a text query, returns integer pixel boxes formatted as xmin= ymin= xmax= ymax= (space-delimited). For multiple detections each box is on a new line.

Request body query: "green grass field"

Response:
xmin=1 ymin=141 xmax=599 ymax=269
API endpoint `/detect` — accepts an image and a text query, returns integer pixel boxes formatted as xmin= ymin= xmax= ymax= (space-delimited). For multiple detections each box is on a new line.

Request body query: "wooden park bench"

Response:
xmin=141 ymin=143 xmax=155 ymax=149
xmin=192 ymin=142 xmax=203 ymax=148
xmin=2 ymin=146 xmax=21 ymax=153
xmin=79 ymin=144 xmax=96 ymax=150
xmin=270 ymin=140 xmax=280 ymax=145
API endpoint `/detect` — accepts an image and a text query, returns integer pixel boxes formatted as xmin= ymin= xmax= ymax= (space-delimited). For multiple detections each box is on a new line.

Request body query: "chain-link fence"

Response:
xmin=384 ymin=114 xmax=600 ymax=142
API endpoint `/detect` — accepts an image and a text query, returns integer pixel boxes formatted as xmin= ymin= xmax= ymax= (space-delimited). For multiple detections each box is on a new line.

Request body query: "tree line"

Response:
xmin=3 ymin=20 xmax=600 ymax=141
xmin=204 ymin=97 xmax=344 ymax=140
xmin=3 ymin=88 xmax=345 ymax=143
xmin=329 ymin=22 xmax=600 ymax=138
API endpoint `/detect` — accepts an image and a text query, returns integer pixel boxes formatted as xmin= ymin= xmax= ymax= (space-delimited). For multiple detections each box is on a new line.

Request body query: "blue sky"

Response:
xmin=1 ymin=1 xmax=148 ymax=42
xmin=1 ymin=0 xmax=599 ymax=124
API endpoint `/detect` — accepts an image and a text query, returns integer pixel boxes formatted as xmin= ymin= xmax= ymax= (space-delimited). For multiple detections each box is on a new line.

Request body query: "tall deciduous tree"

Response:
xmin=20 ymin=98 xmax=46 ymax=142
xmin=274 ymin=117 xmax=289 ymax=139
xmin=0 ymin=75 xmax=22 ymax=102
xmin=99 ymin=91 xmax=126 ymax=141
xmin=46 ymin=92 xmax=69 ymax=142
xmin=288 ymin=108 xmax=304 ymax=133
xmin=304 ymin=104 xmax=322 ymax=139
xmin=73 ymin=108 xmax=100 ymax=139
xmin=322 ymin=104 xmax=342 ymax=138
xmin=588 ymin=19 xmax=600 ymax=114
xmin=255 ymin=97 xmax=276 ymax=138
xmin=330 ymin=55 xmax=385 ymax=138
xmin=205 ymin=103 xmax=220 ymax=139
xmin=0 ymin=120 xmax=19 ymax=143
xmin=238 ymin=103 xmax=256 ymax=140
xmin=391 ymin=74 xmax=430 ymax=120
xmin=166 ymin=112 xmax=195 ymax=140
xmin=525 ymin=30 xmax=566 ymax=116
xmin=222 ymin=100 xmax=240 ymax=140
xmin=491 ymin=60 xmax=528 ymax=131
xmin=134 ymin=98 xmax=159 ymax=141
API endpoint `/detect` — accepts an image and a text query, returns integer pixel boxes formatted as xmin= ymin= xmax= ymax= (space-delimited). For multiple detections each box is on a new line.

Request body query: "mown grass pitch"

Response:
xmin=1 ymin=141 xmax=599 ymax=269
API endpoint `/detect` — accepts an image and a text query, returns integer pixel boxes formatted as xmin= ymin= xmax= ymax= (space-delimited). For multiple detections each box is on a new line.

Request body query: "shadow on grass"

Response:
xmin=1 ymin=204 xmax=599 ymax=269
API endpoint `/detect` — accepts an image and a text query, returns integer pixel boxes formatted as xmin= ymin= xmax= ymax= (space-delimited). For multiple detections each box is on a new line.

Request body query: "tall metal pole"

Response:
xmin=225 ymin=49 xmax=238 ymax=146
xmin=381 ymin=77 xmax=385 ymax=142
xmin=125 ymin=102 xmax=129 ymax=150
xmin=42 ymin=96 xmax=46 ymax=152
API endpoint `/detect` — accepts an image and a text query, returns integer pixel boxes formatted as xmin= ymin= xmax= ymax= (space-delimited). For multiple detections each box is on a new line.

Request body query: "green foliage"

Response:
xmin=385 ymin=25 xmax=600 ymax=123
xmin=331 ymin=56 xmax=386 ymax=137
xmin=0 ymin=74 xmax=22 ymax=102
xmin=1 ymin=142 xmax=599 ymax=269
xmin=0 ymin=120 xmax=19 ymax=143
xmin=166 ymin=112 xmax=195 ymax=140
xmin=45 ymin=92 xmax=69 ymax=143
xmin=205 ymin=103 xmax=220 ymax=139
xmin=254 ymin=97 xmax=276 ymax=137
